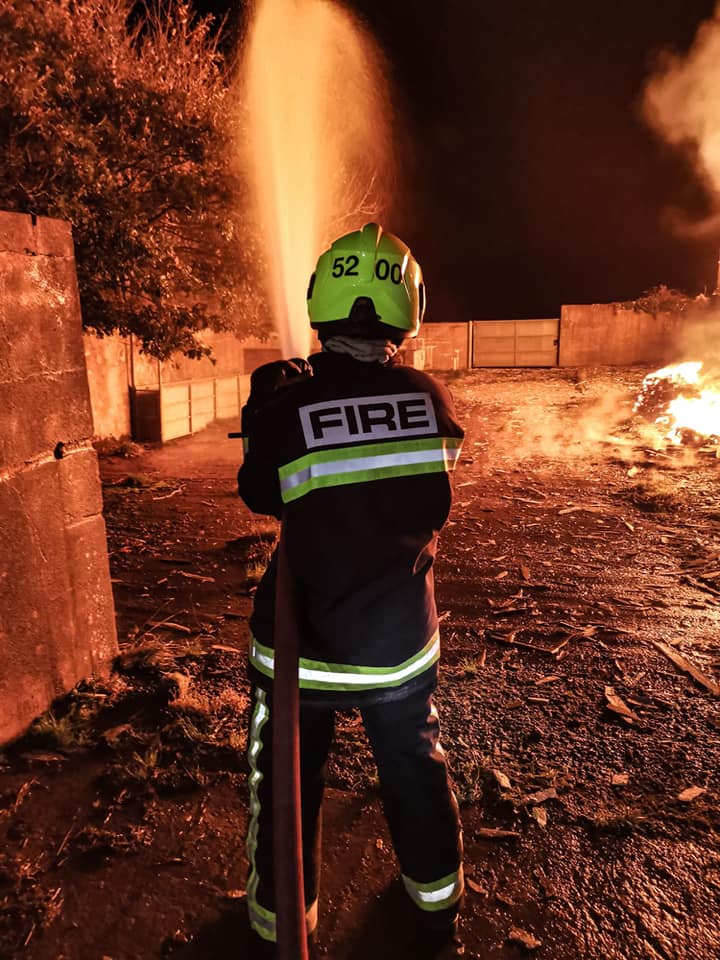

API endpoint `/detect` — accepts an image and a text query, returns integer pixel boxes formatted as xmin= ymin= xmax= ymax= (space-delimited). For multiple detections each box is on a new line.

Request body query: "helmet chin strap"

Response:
xmin=322 ymin=335 xmax=399 ymax=364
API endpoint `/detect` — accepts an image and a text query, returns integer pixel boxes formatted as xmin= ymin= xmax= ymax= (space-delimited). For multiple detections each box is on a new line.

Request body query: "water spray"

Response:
xmin=240 ymin=0 xmax=393 ymax=357
xmin=238 ymin=1 xmax=395 ymax=954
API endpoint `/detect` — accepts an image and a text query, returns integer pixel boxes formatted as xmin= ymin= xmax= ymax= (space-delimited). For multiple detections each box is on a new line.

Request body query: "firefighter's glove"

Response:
xmin=248 ymin=358 xmax=312 ymax=408
xmin=241 ymin=358 xmax=313 ymax=442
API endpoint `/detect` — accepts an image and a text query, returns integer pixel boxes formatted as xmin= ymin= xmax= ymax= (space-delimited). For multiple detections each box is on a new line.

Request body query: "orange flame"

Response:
xmin=637 ymin=361 xmax=720 ymax=444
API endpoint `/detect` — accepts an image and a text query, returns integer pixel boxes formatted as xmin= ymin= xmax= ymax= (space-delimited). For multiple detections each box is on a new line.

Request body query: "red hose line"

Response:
xmin=272 ymin=534 xmax=309 ymax=960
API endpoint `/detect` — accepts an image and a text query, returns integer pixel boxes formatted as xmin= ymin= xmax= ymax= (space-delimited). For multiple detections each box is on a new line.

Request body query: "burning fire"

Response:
xmin=635 ymin=361 xmax=720 ymax=445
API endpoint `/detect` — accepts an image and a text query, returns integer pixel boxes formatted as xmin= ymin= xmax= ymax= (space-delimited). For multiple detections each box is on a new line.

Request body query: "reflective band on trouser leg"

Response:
xmin=402 ymin=866 xmax=465 ymax=912
xmin=246 ymin=688 xmax=274 ymax=942
xmin=249 ymin=630 xmax=440 ymax=693
xmin=246 ymin=688 xmax=319 ymax=942
xmin=278 ymin=436 xmax=463 ymax=504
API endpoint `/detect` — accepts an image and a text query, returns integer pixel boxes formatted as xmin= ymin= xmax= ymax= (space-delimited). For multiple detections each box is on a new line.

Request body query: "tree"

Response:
xmin=0 ymin=0 xmax=268 ymax=358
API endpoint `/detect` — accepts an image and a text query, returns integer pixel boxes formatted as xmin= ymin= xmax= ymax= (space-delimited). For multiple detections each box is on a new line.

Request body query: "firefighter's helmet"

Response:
xmin=307 ymin=223 xmax=425 ymax=341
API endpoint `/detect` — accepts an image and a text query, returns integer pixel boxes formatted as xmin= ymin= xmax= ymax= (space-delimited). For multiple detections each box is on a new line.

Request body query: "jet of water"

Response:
xmin=239 ymin=0 xmax=394 ymax=357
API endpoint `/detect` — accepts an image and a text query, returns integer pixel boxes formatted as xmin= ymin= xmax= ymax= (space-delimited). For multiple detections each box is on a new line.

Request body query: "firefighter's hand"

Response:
xmin=249 ymin=358 xmax=312 ymax=405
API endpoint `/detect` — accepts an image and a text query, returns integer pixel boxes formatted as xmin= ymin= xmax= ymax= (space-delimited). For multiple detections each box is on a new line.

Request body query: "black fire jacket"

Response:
xmin=237 ymin=350 xmax=464 ymax=707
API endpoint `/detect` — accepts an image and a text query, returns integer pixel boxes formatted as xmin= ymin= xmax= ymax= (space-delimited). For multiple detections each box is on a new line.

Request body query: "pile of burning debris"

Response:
xmin=634 ymin=361 xmax=720 ymax=451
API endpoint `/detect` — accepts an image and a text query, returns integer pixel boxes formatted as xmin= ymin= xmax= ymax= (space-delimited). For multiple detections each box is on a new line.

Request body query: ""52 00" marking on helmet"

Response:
xmin=331 ymin=256 xmax=403 ymax=284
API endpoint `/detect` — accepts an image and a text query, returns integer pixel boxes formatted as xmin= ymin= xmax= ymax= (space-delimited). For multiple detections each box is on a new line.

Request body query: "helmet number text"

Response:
xmin=375 ymin=259 xmax=403 ymax=284
xmin=332 ymin=255 xmax=359 ymax=277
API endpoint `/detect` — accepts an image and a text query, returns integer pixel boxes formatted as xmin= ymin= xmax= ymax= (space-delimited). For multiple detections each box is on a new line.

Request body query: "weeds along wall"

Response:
xmin=0 ymin=212 xmax=118 ymax=745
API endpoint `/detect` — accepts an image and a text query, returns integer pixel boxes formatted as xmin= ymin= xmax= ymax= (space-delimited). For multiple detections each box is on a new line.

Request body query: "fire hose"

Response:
xmin=272 ymin=532 xmax=309 ymax=960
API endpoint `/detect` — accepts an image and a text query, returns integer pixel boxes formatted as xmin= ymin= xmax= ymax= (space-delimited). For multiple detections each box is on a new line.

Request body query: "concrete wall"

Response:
xmin=559 ymin=303 xmax=692 ymax=367
xmin=0 ymin=212 xmax=118 ymax=746
xmin=83 ymin=332 xmax=132 ymax=438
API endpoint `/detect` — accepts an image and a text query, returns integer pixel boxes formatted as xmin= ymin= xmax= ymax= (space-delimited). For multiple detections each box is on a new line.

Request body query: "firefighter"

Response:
xmin=237 ymin=223 xmax=465 ymax=956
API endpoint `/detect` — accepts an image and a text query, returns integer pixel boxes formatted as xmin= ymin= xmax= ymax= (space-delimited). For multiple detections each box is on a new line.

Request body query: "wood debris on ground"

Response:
xmin=508 ymin=927 xmax=542 ymax=950
xmin=604 ymin=686 xmax=641 ymax=724
xmin=148 ymin=621 xmax=192 ymax=634
xmin=522 ymin=787 xmax=558 ymax=807
xmin=177 ymin=570 xmax=216 ymax=583
xmin=492 ymin=769 xmax=512 ymax=790
xmin=650 ymin=640 xmax=720 ymax=695
xmin=465 ymin=877 xmax=487 ymax=896
xmin=677 ymin=786 xmax=707 ymax=802
xmin=474 ymin=827 xmax=521 ymax=840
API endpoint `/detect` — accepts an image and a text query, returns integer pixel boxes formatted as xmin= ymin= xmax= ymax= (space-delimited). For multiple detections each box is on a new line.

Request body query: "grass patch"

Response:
xmin=115 ymin=637 xmax=177 ymax=674
xmin=25 ymin=676 xmax=128 ymax=752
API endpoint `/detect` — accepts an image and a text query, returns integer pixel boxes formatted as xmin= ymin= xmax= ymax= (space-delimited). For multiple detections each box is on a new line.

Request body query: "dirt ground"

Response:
xmin=1 ymin=365 xmax=719 ymax=960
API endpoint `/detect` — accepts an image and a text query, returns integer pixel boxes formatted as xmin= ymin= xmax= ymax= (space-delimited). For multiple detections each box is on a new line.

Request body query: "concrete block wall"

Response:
xmin=558 ymin=303 xmax=691 ymax=367
xmin=0 ymin=212 xmax=118 ymax=746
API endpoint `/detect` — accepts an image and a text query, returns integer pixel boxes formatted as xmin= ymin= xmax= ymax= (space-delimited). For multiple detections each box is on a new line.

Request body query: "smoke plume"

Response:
xmin=644 ymin=3 xmax=720 ymax=231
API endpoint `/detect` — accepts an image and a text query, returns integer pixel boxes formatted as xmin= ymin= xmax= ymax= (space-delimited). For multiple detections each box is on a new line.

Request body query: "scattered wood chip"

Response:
xmin=492 ymin=631 xmax=562 ymax=656
xmin=520 ymin=564 xmax=531 ymax=581
xmin=178 ymin=570 xmax=216 ymax=583
xmin=604 ymin=686 xmax=641 ymax=724
xmin=212 ymin=644 xmax=242 ymax=655
xmin=223 ymin=889 xmax=246 ymax=900
xmin=149 ymin=621 xmax=192 ymax=634
xmin=494 ymin=571 xmax=509 ymax=580
xmin=527 ymin=696 xmax=550 ymax=704
xmin=1 ymin=780 xmax=37 ymax=818
xmin=612 ymin=773 xmax=630 ymax=786
xmin=550 ymin=637 xmax=571 ymax=657
xmin=475 ymin=827 xmax=520 ymax=840
xmin=535 ymin=674 xmax=564 ymax=685
xmin=677 ymin=786 xmax=707 ymax=803
xmin=558 ymin=504 xmax=605 ymax=515
xmin=522 ymin=787 xmax=558 ymax=807
xmin=650 ymin=640 xmax=720 ymax=696
xmin=152 ymin=486 xmax=183 ymax=501
xmin=492 ymin=769 xmax=512 ymax=790
xmin=466 ymin=877 xmax=487 ymax=896
xmin=508 ymin=927 xmax=542 ymax=951
xmin=530 ymin=806 xmax=548 ymax=827
xmin=19 ymin=751 xmax=65 ymax=764
xmin=622 ymin=519 xmax=635 ymax=532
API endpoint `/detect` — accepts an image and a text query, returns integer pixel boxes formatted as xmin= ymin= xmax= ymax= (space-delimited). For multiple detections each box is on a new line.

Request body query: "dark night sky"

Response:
xmin=195 ymin=0 xmax=720 ymax=322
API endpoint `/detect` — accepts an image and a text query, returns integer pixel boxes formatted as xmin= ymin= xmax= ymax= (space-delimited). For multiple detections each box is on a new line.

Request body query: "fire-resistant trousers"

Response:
xmin=245 ymin=682 xmax=464 ymax=943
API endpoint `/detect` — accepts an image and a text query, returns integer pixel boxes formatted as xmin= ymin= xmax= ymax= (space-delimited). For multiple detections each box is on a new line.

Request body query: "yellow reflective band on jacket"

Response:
xmin=402 ymin=866 xmax=465 ymax=912
xmin=249 ymin=630 xmax=441 ymax=692
xmin=278 ymin=436 xmax=463 ymax=504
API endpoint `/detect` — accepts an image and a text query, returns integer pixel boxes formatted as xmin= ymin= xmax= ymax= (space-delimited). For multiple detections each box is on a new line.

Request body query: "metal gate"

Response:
xmin=131 ymin=374 xmax=247 ymax=443
xmin=471 ymin=319 xmax=559 ymax=367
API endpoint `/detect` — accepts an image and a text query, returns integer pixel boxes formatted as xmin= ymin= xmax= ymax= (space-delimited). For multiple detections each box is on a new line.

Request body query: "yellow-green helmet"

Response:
xmin=307 ymin=223 xmax=426 ymax=340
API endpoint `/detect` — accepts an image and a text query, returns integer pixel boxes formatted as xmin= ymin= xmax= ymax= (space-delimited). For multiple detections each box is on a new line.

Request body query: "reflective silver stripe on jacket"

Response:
xmin=278 ymin=436 xmax=463 ymax=504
